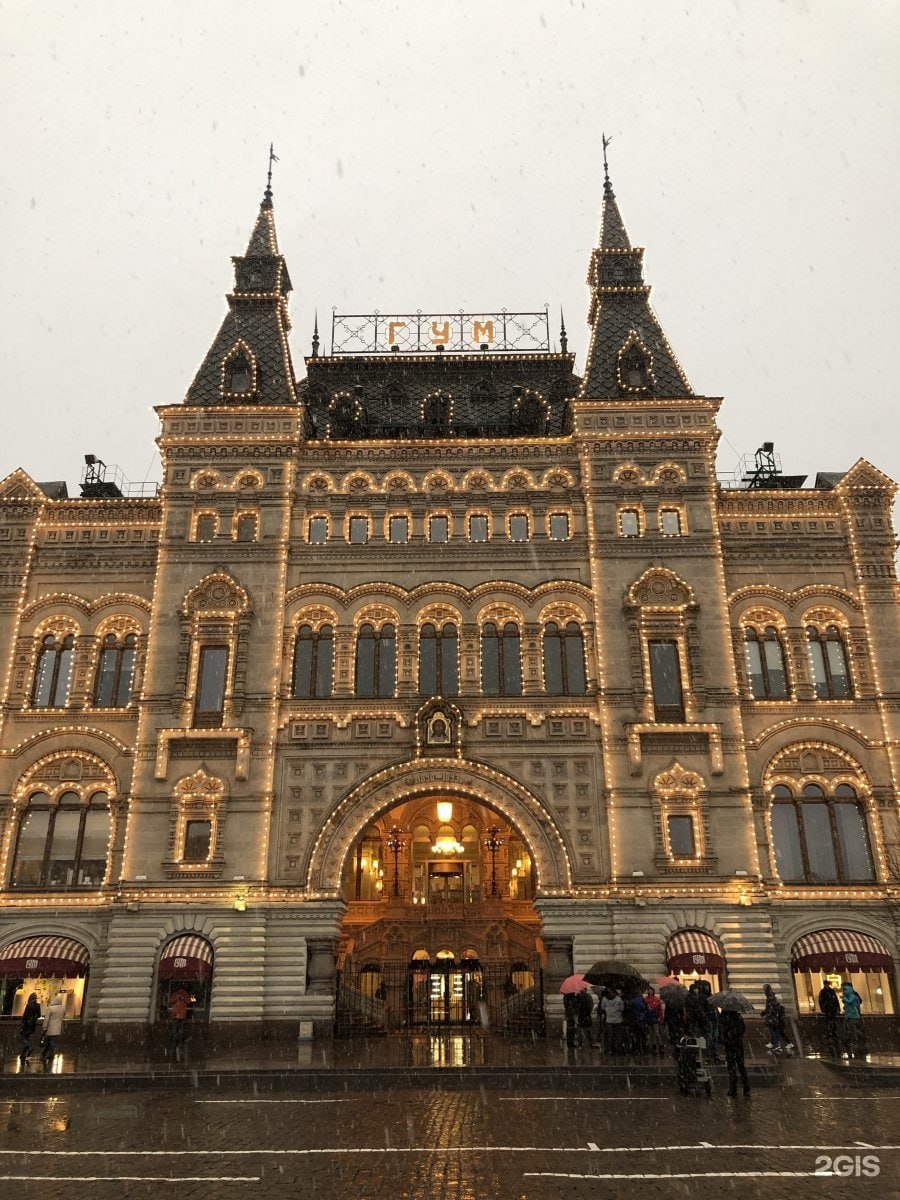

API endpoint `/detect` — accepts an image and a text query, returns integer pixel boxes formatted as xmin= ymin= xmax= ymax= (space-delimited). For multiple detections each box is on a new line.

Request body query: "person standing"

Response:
xmin=19 ymin=993 xmax=41 ymax=1065
xmin=573 ymin=987 xmax=597 ymax=1048
xmin=644 ymin=987 xmax=665 ymax=1055
xmin=699 ymin=981 xmax=721 ymax=1062
xmin=840 ymin=981 xmax=865 ymax=1058
xmin=629 ymin=990 xmax=650 ymax=1055
xmin=684 ymin=982 xmax=710 ymax=1043
xmin=762 ymin=984 xmax=793 ymax=1055
xmin=818 ymin=980 xmax=841 ymax=1056
xmin=41 ymin=991 xmax=66 ymax=1067
xmin=601 ymin=986 xmax=625 ymax=1053
xmin=720 ymin=1008 xmax=751 ymax=1097
xmin=167 ymin=987 xmax=193 ymax=1063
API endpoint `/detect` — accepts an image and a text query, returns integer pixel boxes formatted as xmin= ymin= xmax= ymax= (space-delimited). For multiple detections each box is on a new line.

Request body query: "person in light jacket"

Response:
xmin=41 ymin=991 xmax=66 ymax=1066
xmin=600 ymin=987 xmax=625 ymax=1053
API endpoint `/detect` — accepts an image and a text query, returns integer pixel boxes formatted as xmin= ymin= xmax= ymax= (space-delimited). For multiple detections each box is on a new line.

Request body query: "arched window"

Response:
xmin=744 ymin=626 xmax=789 ymax=699
xmin=32 ymin=633 xmax=75 ymax=708
xmin=94 ymin=633 xmax=137 ymax=707
xmin=418 ymin=623 xmax=459 ymax=696
xmin=807 ymin=625 xmax=852 ymax=698
xmin=542 ymin=621 xmax=586 ymax=695
xmin=618 ymin=343 xmax=652 ymax=391
xmin=355 ymin=624 xmax=396 ymax=698
xmin=422 ymin=392 xmax=451 ymax=435
xmin=770 ymin=783 xmax=874 ymax=883
xmin=481 ymin=622 xmax=521 ymax=696
xmin=11 ymin=791 xmax=111 ymax=889
xmin=292 ymin=624 xmax=334 ymax=698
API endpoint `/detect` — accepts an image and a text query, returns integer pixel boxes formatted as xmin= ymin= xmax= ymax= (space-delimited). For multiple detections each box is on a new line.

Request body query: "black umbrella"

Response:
xmin=583 ymin=959 xmax=646 ymax=989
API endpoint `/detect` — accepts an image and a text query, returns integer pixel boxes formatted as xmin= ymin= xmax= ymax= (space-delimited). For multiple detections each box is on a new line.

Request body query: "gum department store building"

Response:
xmin=0 ymin=167 xmax=898 ymax=1046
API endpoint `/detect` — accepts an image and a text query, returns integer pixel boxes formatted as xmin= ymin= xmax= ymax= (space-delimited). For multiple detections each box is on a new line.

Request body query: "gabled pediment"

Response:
xmin=836 ymin=458 xmax=898 ymax=493
xmin=0 ymin=469 xmax=47 ymax=501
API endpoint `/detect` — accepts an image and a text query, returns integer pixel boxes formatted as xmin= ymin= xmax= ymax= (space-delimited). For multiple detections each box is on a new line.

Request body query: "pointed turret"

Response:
xmin=579 ymin=167 xmax=692 ymax=400
xmin=184 ymin=186 xmax=298 ymax=406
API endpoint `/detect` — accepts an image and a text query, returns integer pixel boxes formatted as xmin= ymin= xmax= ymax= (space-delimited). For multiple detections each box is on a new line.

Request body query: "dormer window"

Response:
xmin=616 ymin=336 xmax=654 ymax=395
xmin=227 ymin=357 xmax=252 ymax=393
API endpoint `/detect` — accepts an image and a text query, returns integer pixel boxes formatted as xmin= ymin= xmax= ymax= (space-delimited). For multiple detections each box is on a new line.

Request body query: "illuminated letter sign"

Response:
xmin=430 ymin=321 xmax=450 ymax=346
xmin=473 ymin=319 xmax=494 ymax=345
xmin=388 ymin=321 xmax=407 ymax=345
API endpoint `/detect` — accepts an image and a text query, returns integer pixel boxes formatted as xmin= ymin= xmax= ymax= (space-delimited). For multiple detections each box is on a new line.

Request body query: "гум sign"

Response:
xmin=330 ymin=310 xmax=551 ymax=355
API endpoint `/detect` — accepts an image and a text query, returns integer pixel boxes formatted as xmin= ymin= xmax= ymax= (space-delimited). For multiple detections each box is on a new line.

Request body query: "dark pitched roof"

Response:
xmin=184 ymin=194 xmax=298 ymax=406
xmin=580 ymin=177 xmax=693 ymax=400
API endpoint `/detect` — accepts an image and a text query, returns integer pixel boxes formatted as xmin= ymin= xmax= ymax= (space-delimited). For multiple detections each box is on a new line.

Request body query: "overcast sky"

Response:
xmin=1 ymin=1 xmax=898 ymax=498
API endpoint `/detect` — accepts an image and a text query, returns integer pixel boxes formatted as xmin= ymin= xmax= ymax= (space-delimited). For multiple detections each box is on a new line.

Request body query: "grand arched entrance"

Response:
xmin=335 ymin=792 xmax=544 ymax=1035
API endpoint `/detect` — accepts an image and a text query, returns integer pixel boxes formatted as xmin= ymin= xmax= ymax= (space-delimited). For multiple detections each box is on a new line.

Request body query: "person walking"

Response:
xmin=762 ymin=984 xmax=793 ymax=1055
xmin=818 ymin=980 xmax=841 ymax=1056
xmin=167 ymin=987 xmax=193 ymax=1063
xmin=41 ymin=991 xmax=66 ymax=1067
xmin=601 ymin=986 xmax=625 ymax=1053
xmin=19 ymin=993 xmax=41 ymax=1065
xmin=840 ymin=981 xmax=865 ymax=1058
xmin=720 ymin=1008 xmax=751 ymax=1097
xmin=644 ymin=986 xmax=665 ymax=1055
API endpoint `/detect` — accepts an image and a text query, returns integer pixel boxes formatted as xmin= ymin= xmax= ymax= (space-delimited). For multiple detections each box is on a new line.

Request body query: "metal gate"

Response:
xmin=335 ymin=957 xmax=544 ymax=1038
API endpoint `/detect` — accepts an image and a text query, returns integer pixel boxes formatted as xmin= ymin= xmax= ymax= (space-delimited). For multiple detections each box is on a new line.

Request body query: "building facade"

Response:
xmin=1 ymin=171 xmax=898 ymax=1043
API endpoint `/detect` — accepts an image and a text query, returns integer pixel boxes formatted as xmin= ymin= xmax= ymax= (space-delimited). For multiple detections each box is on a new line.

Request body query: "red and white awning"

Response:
xmin=158 ymin=935 xmax=214 ymax=981
xmin=0 ymin=935 xmax=90 ymax=978
xmin=792 ymin=928 xmax=893 ymax=973
xmin=666 ymin=930 xmax=724 ymax=976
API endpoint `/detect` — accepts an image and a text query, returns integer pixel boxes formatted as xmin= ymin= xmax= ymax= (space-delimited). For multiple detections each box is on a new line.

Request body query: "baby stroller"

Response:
xmin=676 ymin=1035 xmax=712 ymax=1097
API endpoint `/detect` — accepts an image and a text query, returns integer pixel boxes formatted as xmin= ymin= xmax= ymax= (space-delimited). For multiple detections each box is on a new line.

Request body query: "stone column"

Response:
xmin=543 ymin=935 xmax=573 ymax=1035
xmin=306 ymin=937 xmax=338 ymax=996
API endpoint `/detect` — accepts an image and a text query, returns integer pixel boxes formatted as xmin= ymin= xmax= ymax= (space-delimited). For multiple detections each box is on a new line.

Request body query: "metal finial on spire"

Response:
xmin=264 ymin=143 xmax=279 ymax=206
xmin=602 ymin=133 xmax=613 ymax=192
xmin=311 ymin=310 xmax=320 ymax=358
xmin=559 ymin=307 xmax=568 ymax=355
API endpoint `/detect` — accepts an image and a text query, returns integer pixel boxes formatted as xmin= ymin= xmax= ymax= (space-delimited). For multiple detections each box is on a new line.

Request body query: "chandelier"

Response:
xmin=431 ymin=834 xmax=464 ymax=855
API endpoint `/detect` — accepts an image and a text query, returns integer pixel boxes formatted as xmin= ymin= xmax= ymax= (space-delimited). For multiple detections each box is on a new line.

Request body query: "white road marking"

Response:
xmin=196 ymin=1099 xmax=353 ymax=1105
xmin=504 ymin=1095 xmax=662 ymax=1101
xmin=525 ymin=1170 xmax=846 ymax=1180
xmin=0 ymin=1176 xmax=259 ymax=1183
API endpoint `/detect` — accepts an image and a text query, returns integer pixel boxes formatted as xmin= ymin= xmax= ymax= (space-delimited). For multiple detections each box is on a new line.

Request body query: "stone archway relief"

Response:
xmin=306 ymin=758 xmax=574 ymax=895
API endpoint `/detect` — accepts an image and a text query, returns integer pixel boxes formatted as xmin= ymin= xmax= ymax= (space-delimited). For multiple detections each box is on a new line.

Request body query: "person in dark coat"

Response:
xmin=818 ymin=980 xmax=841 ymax=1055
xmin=699 ymin=980 xmax=721 ymax=1062
xmin=573 ymin=987 xmax=597 ymax=1048
xmin=562 ymin=991 xmax=579 ymax=1048
xmin=19 ymin=993 xmax=41 ymax=1064
xmin=720 ymin=1009 xmax=751 ymax=1096
xmin=684 ymin=982 xmax=710 ymax=1041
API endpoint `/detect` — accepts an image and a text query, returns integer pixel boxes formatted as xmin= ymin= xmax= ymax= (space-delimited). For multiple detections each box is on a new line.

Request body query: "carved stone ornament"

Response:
xmin=630 ymin=569 xmax=693 ymax=609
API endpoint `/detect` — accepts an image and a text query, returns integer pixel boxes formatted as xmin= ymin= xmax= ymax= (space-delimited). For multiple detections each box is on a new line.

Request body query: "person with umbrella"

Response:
xmin=710 ymin=991 xmax=755 ymax=1097
xmin=559 ymin=974 xmax=589 ymax=1049
xmin=658 ymin=977 xmax=687 ymax=1053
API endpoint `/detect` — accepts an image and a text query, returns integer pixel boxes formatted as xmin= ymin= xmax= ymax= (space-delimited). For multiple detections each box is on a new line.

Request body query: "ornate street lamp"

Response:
xmin=385 ymin=826 xmax=404 ymax=897
xmin=483 ymin=825 xmax=504 ymax=898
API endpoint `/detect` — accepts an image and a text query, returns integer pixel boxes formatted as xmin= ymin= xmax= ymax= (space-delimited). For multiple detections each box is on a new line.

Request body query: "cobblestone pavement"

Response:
xmin=0 ymin=1079 xmax=898 ymax=1199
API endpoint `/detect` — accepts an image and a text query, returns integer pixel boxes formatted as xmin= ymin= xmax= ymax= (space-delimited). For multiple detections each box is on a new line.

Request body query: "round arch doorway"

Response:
xmin=335 ymin=794 xmax=545 ymax=1036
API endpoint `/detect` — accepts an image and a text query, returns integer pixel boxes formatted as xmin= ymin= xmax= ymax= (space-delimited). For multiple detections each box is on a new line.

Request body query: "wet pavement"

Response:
xmin=0 ymin=1074 xmax=898 ymax=1198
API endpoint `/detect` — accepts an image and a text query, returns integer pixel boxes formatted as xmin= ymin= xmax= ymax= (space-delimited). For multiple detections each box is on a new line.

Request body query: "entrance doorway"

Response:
xmin=336 ymin=793 xmax=545 ymax=1037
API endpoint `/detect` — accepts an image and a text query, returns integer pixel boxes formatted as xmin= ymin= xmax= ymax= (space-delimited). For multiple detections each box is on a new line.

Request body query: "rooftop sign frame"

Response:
xmin=330 ymin=308 xmax=551 ymax=355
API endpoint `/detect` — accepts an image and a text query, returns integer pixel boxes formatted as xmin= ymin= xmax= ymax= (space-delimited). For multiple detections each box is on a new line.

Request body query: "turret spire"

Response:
xmin=183 ymin=187 xmax=299 ymax=406
xmin=311 ymin=310 xmax=320 ymax=358
xmin=579 ymin=161 xmax=692 ymax=399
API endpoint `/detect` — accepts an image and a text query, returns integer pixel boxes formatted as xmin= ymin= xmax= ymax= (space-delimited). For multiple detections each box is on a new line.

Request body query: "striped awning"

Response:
xmin=0 ymin=935 xmax=90 ymax=978
xmin=158 ymin=935 xmax=213 ymax=981
xmin=792 ymin=929 xmax=893 ymax=973
xmin=666 ymin=930 xmax=724 ymax=976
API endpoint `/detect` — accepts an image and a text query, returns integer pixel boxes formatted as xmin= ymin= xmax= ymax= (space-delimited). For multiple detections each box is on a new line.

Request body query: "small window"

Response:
xmin=619 ymin=510 xmax=640 ymax=537
xmin=429 ymin=516 xmax=449 ymax=543
xmin=649 ymin=639 xmax=685 ymax=721
xmin=195 ymin=514 xmax=217 ymax=542
xmin=308 ymin=517 xmax=328 ymax=544
xmin=667 ymin=815 xmax=696 ymax=857
xmin=389 ymin=516 xmax=409 ymax=544
xmin=195 ymin=645 xmax=228 ymax=722
xmin=236 ymin=514 xmax=257 ymax=542
xmin=549 ymin=513 xmax=570 ymax=540
xmin=469 ymin=515 xmax=489 ymax=542
xmin=349 ymin=517 xmax=369 ymax=545
xmin=226 ymin=357 xmax=252 ymax=393
xmin=660 ymin=509 xmax=682 ymax=536
xmin=183 ymin=819 xmax=212 ymax=862
xmin=509 ymin=514 xmax=529 ymax=542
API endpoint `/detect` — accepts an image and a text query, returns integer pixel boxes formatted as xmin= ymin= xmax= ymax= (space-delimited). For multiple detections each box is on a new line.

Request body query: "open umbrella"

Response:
xmin=583 ymin=959 xmax=645 ymax=988
xmin=657 ymin=974 xmax=681 ymax=988
xmin=658 ymin=982 xmax=688 ymax=1008
xmin=559 ymin=973 xmax=590 ymax=995
xmin=710 ymin=990 xmax=755 ymax=1014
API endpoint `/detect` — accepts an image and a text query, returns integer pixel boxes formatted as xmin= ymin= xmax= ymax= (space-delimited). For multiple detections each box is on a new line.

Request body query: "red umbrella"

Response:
xmin=657 ymin=974 xmax=681 ymax=988
xmin=559 ymin=973 xmax=590 ymax=995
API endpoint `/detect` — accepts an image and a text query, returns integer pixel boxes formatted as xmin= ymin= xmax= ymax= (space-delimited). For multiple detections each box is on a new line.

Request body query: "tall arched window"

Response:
xmin=355 ymin=623 xmax=396 ymax=698
xmin=770 ymin=782 xmax=874 ymax=883
xmin=94 ymin=633 xmax=137 ymax=707
xmin=542 ymin=621 xmax=586 ymax=695
xmin=807 ymin=625 xmax=852 ymax=698
xmin=292 ymin=624 xmax=334 ymax=698
xmin=32 ymin=633 xmax=75 ymax=708
xmin=11 ymin=791 xmax=111 ymax=889
xmin=418 ymin=623 xmax=459 ymax=696
xmin=744 ymin=625 xmax=789 ymax=699
xmin=422 ymin=393 xmax=451 ymax=435
xmin=226 ymin=354 xmax=252 ymax=393
xmin=481 ymin=622 xmax=522 ymax=696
